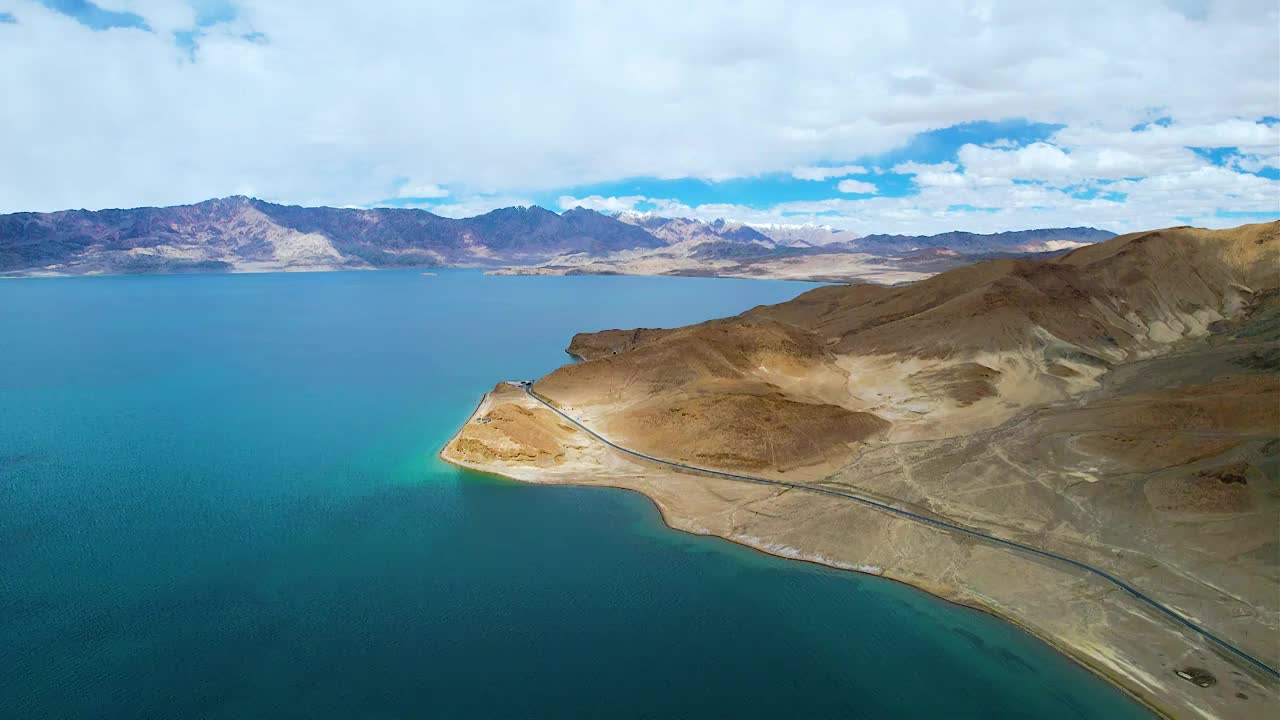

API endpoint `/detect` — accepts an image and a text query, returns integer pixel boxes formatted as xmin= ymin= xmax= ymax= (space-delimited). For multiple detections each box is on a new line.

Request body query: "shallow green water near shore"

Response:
xmin=0 ymin=270 xmax=1149 ymax=718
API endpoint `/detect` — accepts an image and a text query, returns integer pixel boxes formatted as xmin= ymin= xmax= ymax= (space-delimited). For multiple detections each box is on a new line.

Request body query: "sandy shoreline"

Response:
xmin=439 ymin=392 xmax=1166 ymax=715
xmin=436 ymin=223 xmax=1280 ymax=719
xmin=447 ymin=455 xmax=1167 ymax=718
xmin=439 ymin=386 xmax=1280 ymax=720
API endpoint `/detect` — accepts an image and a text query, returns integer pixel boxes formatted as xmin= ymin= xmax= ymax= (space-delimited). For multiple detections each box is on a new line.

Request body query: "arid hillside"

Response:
xmin=444 ymin=221 xmax=1280 ymax=719
xmin=538 ymin=222 xmax=1278 ymax=457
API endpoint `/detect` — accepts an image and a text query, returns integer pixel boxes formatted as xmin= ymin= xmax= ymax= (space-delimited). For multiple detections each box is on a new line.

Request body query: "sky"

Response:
xmin=1 ymin=0 xmax=1277 ymax=235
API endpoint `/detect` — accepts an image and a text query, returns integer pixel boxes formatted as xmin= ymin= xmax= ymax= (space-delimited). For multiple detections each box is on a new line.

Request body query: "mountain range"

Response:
xmin=0 ymin=196 xmax=1113 ymax=279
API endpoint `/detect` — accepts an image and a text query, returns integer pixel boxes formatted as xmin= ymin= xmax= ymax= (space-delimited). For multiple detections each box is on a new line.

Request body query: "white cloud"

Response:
xmin=401 ymin=195 xmax=536 ymax=218
xmin=958 ymin=142 xmax=1075 ymax=179
xmin=892 ymin=161 xmax=957 ymax=175
xmin=1055 ymin=119 xmax=1280 ymax=154
xmin=93 ymin=1 xmax=195 ymax=33
xmin=892 ymin=161 xmax=982 ymax=188
xmin=1234 ymin=151 xmax=1280 ymax=173
xmin=1112 ymin=165 xmax=1276 ymax=198
xmin=557 ymin=194 xmax=646 ymax=212
xmin=396 ymin=182 xmax=449 ymax=199
xmin=836 ymin=178 xmax=878 ymax=194
xmin=792 ymin=164 xmax=869 ymax=181
xmin=948 ymin=120 xmax=1279 ymax=186
xmin=609 ymin=159 xmax=1280 ymax=236
xmin=0 ymin=0 xmax=1276 ymax=235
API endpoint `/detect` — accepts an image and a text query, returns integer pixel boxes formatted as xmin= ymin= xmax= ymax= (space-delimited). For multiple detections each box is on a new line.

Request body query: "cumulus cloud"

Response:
xmin=892 ymin=161 xmax=980 ymax=188
xmin=862 ymin=118 xmax=1280 ymax=228
xmin=557 ymin=194 xmax=646 ymax=213
xmin=792 ymin=165 xmax=869 ymax=181
xmin=93 ymin=1 xmax=195 ymax=33
xmin=0 ymin=0 xmax=1276 ymax=236
xmin=396 ymin=182 xmax=449 ymax=199
xmin=952 ymin=119 xmax=1280 ymax=183
xmin=1234 ymin=151 xmax=1280 ymax=173
xmin=955 ymin=140 xmax=1200 ymax=184
xmin=601 ymin=157 xmax=1280 ymax=236
xmin=892 ymin=161 xmax=957 ymax=175
xmin=1055 ymin=119 xmax=1280 ymax=154
xmin=836 ymin=179 xmax=878 ymax=194
xmin=396 ymin=195 xmax=535 ymax=218
xmin=958 ymin=142 xmax=1074 ymax=179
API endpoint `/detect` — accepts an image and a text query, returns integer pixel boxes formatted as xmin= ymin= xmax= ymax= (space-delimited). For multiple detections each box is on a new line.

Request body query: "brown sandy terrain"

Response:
xmin=484 ymin=243 xmax=936 ymax=284
xmin=443 ymin=222 xmax=1280 ymax=719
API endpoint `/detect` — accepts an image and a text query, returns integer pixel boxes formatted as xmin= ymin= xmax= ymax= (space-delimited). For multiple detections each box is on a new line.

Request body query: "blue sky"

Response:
xmin=385 ymin=115 xmax=1280 ymax=233
xmin=373 ymin=120 xmax=1073 ymax=216
xmin=37 ymin=0 xmax=148 ymax=30
xmin=524 ymin=121 xmax=1066 ymax=211
xmin=3 ymin=0 xmax=1278 ymax=234
xmin=37 ymin=0 xmax=236 ymax=31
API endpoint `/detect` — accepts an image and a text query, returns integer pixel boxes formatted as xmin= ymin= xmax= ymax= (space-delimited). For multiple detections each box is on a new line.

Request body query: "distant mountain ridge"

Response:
xmin=746 ymin=223 xmax=862 ymax=247
xmin=0 ymin=196 xmax=1115 ymax=277
xmin=0 ymin=197 xmax=662 ymax=275
xmin=842 ymin=227 xmax=1116 ymax=255
xmin=615 ymin=213 xmax=778 ymax=247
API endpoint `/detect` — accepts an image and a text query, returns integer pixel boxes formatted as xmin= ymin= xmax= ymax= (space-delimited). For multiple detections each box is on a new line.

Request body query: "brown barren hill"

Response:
xmin=539 ymin=222 xmax=1277 ymax=454
xmin=565 ymin=327 xmax=674 ymax=360
xmin=534 ymin=316 xmax=876 ymax=476
xmin=444 ymin=222 xmax=1280 ymax=720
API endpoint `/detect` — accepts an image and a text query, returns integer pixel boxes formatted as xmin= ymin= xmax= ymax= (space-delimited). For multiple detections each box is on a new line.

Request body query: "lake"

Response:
xmin=0 ymin=270 xmax=1149 ymax=718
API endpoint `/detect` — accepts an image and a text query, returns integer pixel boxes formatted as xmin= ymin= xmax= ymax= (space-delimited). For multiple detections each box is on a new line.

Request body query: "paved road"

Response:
xmin=520 ymin=384 xmax=1280 ymax=681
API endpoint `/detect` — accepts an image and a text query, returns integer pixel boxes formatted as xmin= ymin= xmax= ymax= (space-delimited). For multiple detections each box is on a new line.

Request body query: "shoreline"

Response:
xmin=6 ymin=262 xmax=881 ymax=284
xmin=439 ymin=391 xmax=1171 ymax=719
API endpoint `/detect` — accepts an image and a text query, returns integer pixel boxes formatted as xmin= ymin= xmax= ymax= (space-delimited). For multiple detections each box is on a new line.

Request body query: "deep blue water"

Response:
xmin=0 ymin=270 xmax=1149 ymax=719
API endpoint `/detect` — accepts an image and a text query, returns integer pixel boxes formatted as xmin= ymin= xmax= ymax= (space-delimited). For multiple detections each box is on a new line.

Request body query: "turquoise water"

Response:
xmin=0 ymin=270 xmax=1149 ymax=719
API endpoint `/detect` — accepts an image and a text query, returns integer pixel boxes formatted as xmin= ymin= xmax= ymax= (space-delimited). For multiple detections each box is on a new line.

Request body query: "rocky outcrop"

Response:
xmin=565 ymin=328 xmax=675 ymax=360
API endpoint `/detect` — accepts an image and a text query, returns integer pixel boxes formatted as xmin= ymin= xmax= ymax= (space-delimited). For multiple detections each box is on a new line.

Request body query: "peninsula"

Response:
xmin=443 ymin=221 xmax=1280 ymax=719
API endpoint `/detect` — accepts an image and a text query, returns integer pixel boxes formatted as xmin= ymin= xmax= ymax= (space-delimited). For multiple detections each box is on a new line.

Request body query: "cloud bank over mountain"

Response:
xmin=1 ymin=0 xmax=1276 ymax=233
